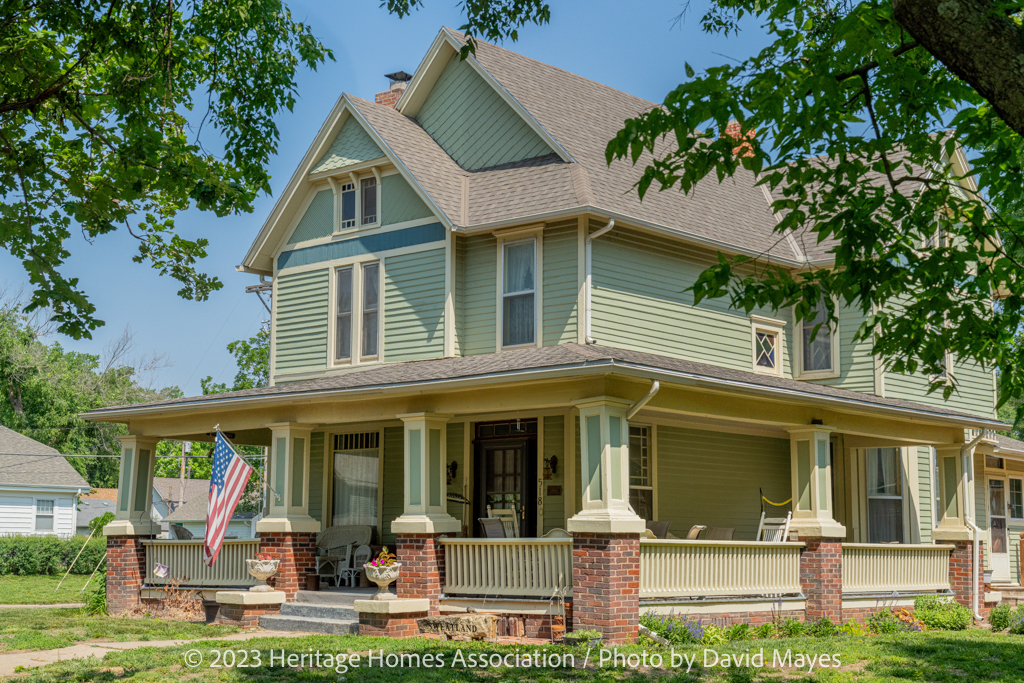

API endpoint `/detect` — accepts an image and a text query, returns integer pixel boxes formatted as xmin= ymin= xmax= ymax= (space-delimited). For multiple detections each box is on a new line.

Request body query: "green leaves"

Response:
xmin=0 ymin=0 xmax=333 ymax=339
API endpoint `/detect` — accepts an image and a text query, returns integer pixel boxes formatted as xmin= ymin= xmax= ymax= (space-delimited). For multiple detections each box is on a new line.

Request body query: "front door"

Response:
xmin=989 ymin=477 xmax=1011 ymax=582
xmin=472 ymin=421 xmax=537 ymax=537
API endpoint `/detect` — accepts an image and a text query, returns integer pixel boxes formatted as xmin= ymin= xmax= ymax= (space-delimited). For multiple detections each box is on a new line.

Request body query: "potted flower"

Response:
xmin=563 ymin=629 xmax=602 ymax=647
xmin=363 ymin=547 xmax=401 ymax=601
xmin=245 ymin=553 xmax=280 ymax=592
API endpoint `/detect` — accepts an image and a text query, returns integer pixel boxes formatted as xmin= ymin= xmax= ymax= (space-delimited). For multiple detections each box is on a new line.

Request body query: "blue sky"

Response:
xmin=0 ymin=1 xmax=769 ymax=396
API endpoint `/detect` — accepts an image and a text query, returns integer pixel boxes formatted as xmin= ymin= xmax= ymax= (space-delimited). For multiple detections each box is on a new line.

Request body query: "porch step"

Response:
xmin=280 ymin=601 xmax=358 ymax=621
xmin=258 ymin=614 xmax=358 ymax=635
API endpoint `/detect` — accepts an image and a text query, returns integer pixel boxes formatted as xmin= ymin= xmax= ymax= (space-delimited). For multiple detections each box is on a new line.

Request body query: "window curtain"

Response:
xmin=866 ymin=448 xmax=904 ymax=543
xmin=333 ymin=449 xmax=379 ymax=528
xmin=503 ymin=241 xmax=535 ymax=346
xmin=802 ymin=300 xmax=832 ymax=371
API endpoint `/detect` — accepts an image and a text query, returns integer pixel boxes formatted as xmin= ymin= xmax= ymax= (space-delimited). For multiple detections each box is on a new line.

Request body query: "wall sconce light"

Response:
xmin=446 ymin=461 xmax=458 ymax=485
xmin=544 ymin=455 xmax=558 ymax=475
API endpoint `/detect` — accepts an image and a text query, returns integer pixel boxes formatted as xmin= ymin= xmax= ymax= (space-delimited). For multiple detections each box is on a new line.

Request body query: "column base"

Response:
xmin=214 ymin=591 xmax=286 ymax=627
xmin=789 ymin=519 xmax=847 ymax=539
xmin=395 ymin=534 xmax=447 ymax=614
xmin=566 ymin=511 xmax=646 ymax=535
xmin=800 ymin=537 xmax=843 ymax=622
xmin=106 ymin=534 xmax=154 ymax=615
xmin=949 ymin=540 xmax=984 ymax=614
xmin=259 ymin=532 xmax=316 ymax=600
xmin=255 ymin=516 xmax=321 ymax=534
xmin=103 ymin=519 xmax=158 ymax=536
xmin=933 ymin=527 xmax=973 ymax=542
xmin=391 ymin=514 xmax=460 ymax=535
xmin=571 ymin=532 xmax=640 ymax=645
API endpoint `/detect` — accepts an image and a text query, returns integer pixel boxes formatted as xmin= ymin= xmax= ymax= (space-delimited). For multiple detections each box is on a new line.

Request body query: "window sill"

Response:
xmin=332 ymin=222 xmax=381 ymax=238
xmin=501 ymin=342 xmax=538 ymax=351
xmin=751 ymin=365 xmax=782 ymax=377
xmin=797 ymin=370 xmax=840 ymax=380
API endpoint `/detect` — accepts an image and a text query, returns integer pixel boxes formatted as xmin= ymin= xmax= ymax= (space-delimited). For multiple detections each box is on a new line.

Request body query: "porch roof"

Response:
xmin=82 ymin=344 xmax=1004 ymax=430
xmin=994 ymin=433 xmax=1024 ymax=457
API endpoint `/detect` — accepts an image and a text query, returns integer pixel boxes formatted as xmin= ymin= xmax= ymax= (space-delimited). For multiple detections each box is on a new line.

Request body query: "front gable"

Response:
xmin=310 ymin=115 xmax=386 ymax=174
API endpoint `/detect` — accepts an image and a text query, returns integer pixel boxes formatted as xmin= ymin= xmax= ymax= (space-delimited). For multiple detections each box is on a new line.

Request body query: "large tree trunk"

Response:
xmin=892 ymin=0 xmax=1024 ymax=136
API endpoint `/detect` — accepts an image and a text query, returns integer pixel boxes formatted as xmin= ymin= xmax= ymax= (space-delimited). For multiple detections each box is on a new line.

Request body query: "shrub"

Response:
xmin=702 ymin=624 xmax=728 ymax=645
xmin=725 ymin=623 xmax=753 ymax=641
xmin=837 ymin=620 xmax=868 ymax=636
xmin=84 ymin=579 xmax=107 ymax=615
xmin=1008 ymin=609 xmax=1024 ymax=635
xmin=989 ymin=604 xmax=1013 ymax=632
xmin=753 ymin=623 xmax=775 ymax=639
xmin=868 ymin=609 xmax=905 ymax=634
xmin=808 ymin=617 xmax=838 ymax=638
xmin=914 ymin=595 xmax=972 ymax=631
xmin=0 ymin=534 xmax=106 ymax=575
xmin=639 ymin=613 xmax=704 ymax=644
xmin=779 ymin=618 xmax=806 ymax=638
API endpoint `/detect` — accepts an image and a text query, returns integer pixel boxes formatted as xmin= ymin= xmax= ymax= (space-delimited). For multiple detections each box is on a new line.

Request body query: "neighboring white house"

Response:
xmin=76 ymin=488 xmax=118 ymax=535
xmin=150 ymin=477 xmax=210 ymax=537
xmin=0 ymin=426 xmax=89 ymax=537
xmin=163 ymin=494 xmax=259 ymax=539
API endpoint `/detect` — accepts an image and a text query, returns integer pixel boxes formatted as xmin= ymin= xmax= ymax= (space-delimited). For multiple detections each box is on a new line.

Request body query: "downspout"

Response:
xmin=585 ymin=219 xmax=615 ymax=344
xmin=961 ymin=430 xmax=986 ymax=621
xmin=626 ymin=380 xmax=660 ymax=421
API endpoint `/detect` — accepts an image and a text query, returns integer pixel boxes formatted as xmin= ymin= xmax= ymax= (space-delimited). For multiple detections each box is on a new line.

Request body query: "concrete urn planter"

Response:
xmin=364 ymin=562 xmax=401 ymax=600
xmin=245 ymin=558 xmax=280 ymax=592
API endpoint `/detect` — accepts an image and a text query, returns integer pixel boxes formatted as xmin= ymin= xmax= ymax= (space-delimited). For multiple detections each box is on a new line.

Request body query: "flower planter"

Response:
xmin=245 ymin=558 xmax=280 ymax=592
xmin=364 ymin=562 xmax=401 ymax=600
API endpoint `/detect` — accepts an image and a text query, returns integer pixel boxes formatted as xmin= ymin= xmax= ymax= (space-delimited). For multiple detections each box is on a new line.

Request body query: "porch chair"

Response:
xmin=757 ymin=490 xmax=793 ymax=542
xmin=316 ymin=525 xmax=372 ymax=586
xmin=645 ymin=520 xmax=672 ymax=539
xmin=685 ymin=524 xmax=707 ymax=539
xmin=479 ymin=517 xmax=506 ymax=538
xmin=542 ymin=528 xmax=571 ymax=538
xmin=704 ymin=527 xmax=735 ymax=540
xmin=171 ymin=525 xmax=194 ymax=540
xmin=339 ymin=544 xmax=372 ymax=587
xmin=487 ymin=505 xmax=520 ymax=538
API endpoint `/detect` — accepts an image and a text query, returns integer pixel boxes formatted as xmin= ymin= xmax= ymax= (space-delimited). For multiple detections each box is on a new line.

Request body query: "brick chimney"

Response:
xmin=723 ymin=119 xmax=756 ymax=158
xmin=375 ymin=71 xmax=413 ymax=108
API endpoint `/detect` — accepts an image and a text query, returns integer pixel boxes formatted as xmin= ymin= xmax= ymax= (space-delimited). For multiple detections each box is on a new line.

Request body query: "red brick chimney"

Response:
xmin=375 ymin=71 xmax=412 ymax=109
xmin=723 ymin=120 xmax=756 ymax=158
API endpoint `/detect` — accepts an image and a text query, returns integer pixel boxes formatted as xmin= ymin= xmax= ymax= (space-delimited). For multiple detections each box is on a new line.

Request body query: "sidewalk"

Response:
xmin=0 ymin=629 xmax=310 ymax=677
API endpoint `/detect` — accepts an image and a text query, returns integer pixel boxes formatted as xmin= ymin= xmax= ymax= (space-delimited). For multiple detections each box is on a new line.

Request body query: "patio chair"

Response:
xmin=757 ymin=491 xmax=793 ymax=542
xmin=479 ymin=517 xmax=506 ymax=538
xmin=316 ymin=525 xmax=372 ymax=586
xmin=646 ymin=520 xmax=671 ymax=539
xmin=487 ymin=505 xmax=520 ymax=538
xmin=340 ymin=544 xmax=372 ymax=587
xmin=171 ymin=525 xmax=193 ymax=540
xmin=704 ymin=527 xmax=735 ymax=540
xmin=685 ymin=524 xmax=707 ymax=539
xmin=542 ymin=528 xmax=571 ymax=538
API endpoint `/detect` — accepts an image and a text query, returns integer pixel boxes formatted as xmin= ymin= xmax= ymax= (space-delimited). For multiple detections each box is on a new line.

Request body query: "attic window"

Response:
xmin=750 ymin=315 xmax=786 ymax=376
xmin=340 ymin=182 xmax=356 ymax=229
xmin=361 ymin=177 xmax=377 ymax=225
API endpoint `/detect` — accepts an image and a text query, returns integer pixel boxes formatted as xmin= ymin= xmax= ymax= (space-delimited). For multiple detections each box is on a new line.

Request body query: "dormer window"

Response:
xmin=361 ymin=177 xmax=377 ymax=225
xmin=340 ymin=182 xmax=356 ymax=229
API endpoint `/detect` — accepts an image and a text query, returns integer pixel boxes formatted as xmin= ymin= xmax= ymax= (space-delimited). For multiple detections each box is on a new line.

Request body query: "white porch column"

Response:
xmin=391 ymin=413 xmax=459 ymax=534
xmin=566 ymin=397 xmax=645 ymax=534
xmin=256 ymin=423 xmax=320 ymax=534
xmin=788 ymin=426 xmax=846 ymax=538
xmin=933 ymin=444 xmax=972 ymax=541
xmin=104 ymin=435 xmax=158 ymax=536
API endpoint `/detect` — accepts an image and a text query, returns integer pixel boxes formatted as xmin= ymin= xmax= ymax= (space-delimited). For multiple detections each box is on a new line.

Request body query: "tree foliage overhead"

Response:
xmin=389 ymin=0 xmax=1024 ymax=422
xmin=0 ymin=0 xmax=332 ymax=340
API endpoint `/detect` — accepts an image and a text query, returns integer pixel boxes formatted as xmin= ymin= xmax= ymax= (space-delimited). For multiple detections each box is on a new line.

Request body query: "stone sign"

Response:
xmin=417 ymin=614 xmax=497 ymax=640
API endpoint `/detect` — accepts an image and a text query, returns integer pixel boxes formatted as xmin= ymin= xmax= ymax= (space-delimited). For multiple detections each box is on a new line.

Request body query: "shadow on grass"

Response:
xmin=868 ymin=631 xmax=1024 ymax=683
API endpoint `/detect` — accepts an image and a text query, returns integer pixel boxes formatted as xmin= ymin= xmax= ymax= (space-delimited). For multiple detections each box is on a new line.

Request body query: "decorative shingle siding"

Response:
xmin=380 ymin=426 xmax=405 ymax=547
xmin=590 ymin=223 xmax=793 ymax=376
xmin=542 ymin=221 xmax=578 ymax=346
xmin=384 ymin=248 xmax=446 ymax=362
xmin=310 ymin=116 xmax=384 ymax=174
xmin=542 ymin=414 xmax=565 ymax=534
xmin=457 ymin=233 xmax=497 ymax=355
xmin=416 ymin=52 xmax=553 ymax=170
xmin=381 ymin=173 xmax=435 ymax=226
xmin=287 ymin=190 xmax=334 ymax=245
xmin=274 ymin=269 xmax=329 ymax=377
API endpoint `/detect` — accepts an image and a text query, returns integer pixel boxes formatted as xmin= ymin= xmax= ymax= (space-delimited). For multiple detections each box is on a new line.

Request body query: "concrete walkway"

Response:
xmin=0 ymin=629 xmax=311 ymax=677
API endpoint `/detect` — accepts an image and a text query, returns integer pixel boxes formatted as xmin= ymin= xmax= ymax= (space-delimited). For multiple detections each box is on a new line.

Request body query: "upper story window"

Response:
xmin=502 ymin=239 xmax=536 ymax=347
xmin=797 ymin=298 xmax=839 ymax=378
xmin=628 ymin=425 xmax=653 ymax=519
xmin=750 ymin=315 xmax=785 ymax=376
xmin=334 ymin=261 xmax=381 ymax=364
xmin=361 ymin=177 xmax=377 ymax=225
xmin=340 ymin=182 xmax=356 ymax=229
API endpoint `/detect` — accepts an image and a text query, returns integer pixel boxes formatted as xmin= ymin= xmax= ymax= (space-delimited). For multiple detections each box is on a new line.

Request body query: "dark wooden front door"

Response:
xmin=473 ymin=421 xmax=537 ymax=536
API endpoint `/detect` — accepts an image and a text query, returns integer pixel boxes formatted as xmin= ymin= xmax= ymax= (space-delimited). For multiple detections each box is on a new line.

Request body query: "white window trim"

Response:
xmin=750 ymin=315 xmax=786 ymax=377
xmin=929 ymin=349 xmax=955 ymax=386
xmin=328 ymin=168 xmax=382 ymax=237
xmin=328 ymin=259 xmax=385 ymax=369
xmin=858 ymin=447 xmax=915 ymax=544
xmin=495 ymin=227 xmax=543 ymax=351
xmin=34 ymin=496 xmax=55 ymax=533
xmin=794 ymin=300 xmax=841 ymax=380
xmin=1009 ymin=476 xmax=1023 ymax=521
xmin=627 ymin=423 xmax=656 ymax=519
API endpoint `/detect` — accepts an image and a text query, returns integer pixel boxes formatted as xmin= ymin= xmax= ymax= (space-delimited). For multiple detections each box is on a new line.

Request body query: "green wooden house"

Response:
xmin=88 ymin=28 xmax=1024 ymax=632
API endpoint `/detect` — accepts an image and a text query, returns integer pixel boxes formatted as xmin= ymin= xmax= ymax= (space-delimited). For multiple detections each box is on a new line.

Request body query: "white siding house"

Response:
xmin=0 ymin=426 xmax=89 ymax=537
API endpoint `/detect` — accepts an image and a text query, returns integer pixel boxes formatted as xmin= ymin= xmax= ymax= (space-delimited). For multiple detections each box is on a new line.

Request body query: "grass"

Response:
xmin=9 ymin=629 xmax=1024 ymax=682
xmin=0 ymin=608 xmax=240 ymax=653
xmin=0 ymin=574 xmax=100 ymax=605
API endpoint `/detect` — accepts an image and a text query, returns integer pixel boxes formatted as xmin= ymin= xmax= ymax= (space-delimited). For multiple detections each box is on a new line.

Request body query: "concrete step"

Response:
xmin=280 ymin=601 xmax=357 ymax=620
xmin=295 ymin=588 xmax=376 ymax=606
xmin=258 ymin=614 xmax=358 ymax=635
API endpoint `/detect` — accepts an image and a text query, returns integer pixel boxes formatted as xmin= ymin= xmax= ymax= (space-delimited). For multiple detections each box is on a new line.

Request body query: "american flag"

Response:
xmin=204 ymin=432 xmax=254 ymax=567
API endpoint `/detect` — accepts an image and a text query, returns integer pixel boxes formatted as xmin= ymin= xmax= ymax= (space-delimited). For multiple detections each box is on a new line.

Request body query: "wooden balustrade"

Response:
xmin=439 ymin=538 xmax=573 ymax=597
xmin=842 ymin=543 xmax=952 ymax=594
xmin=143 ymin=539 xmax=260 ymax=588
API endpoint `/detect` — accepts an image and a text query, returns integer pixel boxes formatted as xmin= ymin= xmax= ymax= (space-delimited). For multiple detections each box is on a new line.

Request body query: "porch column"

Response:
xmin=567 ymin=397 xmax=645 ymax=645
xmin=391 ymin=413 xmax=459 ymax=616
xmin=257 ymin=423 xmax=319 ymax=601
xmin=788 ymin=427 xmax=845 ymax=622
xmin=104 ymin=435 xmax=159 ymax=615
xmin=932 ymin=445 xmax=978 ymax=608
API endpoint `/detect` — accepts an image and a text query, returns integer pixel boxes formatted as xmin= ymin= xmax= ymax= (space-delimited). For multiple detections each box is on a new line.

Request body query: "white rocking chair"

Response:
xmin=757 ymin=510 xmax=792 ymax=542
xmin=487 ymin=505 xmax=520 ymax=538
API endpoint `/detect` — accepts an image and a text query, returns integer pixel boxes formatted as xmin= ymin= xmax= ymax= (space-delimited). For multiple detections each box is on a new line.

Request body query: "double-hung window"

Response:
xmin=1010 ymin=478 xmax=1023 ymax=520
xmin=628 ymin=426 xmax=653 ymax=519
xmin=866 ymin=447 xmax=904 ymax=543
xmin=335 ymin=262 xmax=381 ymax=363
xmin=361 ymin=177 xmax=377 ymax=225
xmin=799 ymin=298 xmax=836 ymax=376
xmin=502 ymin=239 xmax=536 ymax=347
xmin=35 ymin=499 xmax=54 ymax=531
xmin=340 ymin=182 xmax=356 ymax=229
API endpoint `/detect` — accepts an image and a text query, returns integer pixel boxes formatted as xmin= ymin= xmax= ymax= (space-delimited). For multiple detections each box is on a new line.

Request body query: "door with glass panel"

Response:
xmin=988 ymin=477 xmax=1011 ymax=582
xmin=865 ymin=447 xmax=904 ymax=543
xmin=472 ymin=420 xmax=538 ymax=537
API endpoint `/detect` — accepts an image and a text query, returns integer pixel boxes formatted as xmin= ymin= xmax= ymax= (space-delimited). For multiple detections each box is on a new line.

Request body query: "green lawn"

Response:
xmin=0 ymin=574 xmax=98 ymax=605
xmin=9 ymin=630 xmax=1024 ymax=682
xmin=0 ymin=608 xmax=240 ymax=653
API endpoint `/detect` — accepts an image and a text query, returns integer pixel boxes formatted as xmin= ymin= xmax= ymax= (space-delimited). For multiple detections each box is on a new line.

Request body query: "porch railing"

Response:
xmin=142 ymin=539 xmax=260 ymax=588
xmin=439 ymin=537 xmax=573 ymax=598
xmin=639 ymin=539 xmax=805 ymax=599
xmin=842 ymin=543 xmax=953 ymax=594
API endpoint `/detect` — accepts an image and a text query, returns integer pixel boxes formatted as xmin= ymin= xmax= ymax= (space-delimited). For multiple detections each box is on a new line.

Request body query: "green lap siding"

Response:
xmin=381 ymin=174 xmax=435 ymax=226
xmin=543 ymin=222 xmax=578 ymax=346
xmin=918 ymin=446 xmax=934 ymax=544
xmin=308 ymin=432 xmax=325 ymax=524
xmin=886 ymin=358 xmax=995 ymax=418
xmin=457 ymin=233 xmax=497 ymax=355
xmin=383 ymin=248 xmax=445 ymax=362
xmin=446 ymin=422 xmax=466 ymax=525
xmin=656 ymin=426 xmax=791 ymax=541
xmin=287 ymin=190 xmax=334 ymax=244
xmin=380 ymin=426 xmax=404 ymax=547
xmin=274 ymin=269 xmax=329 ymax=376
xmin=804 ymin=305 xmax=877 ymax=394
xmin=542 ymin=415 xmax=566 ymax=533
xmin=311 ymin=116 xmax=384 ymax=174
xmin=416 ymin=52 xmax=553 ymax=170
xmin=574 ymin=416 xmax=582 ymax=516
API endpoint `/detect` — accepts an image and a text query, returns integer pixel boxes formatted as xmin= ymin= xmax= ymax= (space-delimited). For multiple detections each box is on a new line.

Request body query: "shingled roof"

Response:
xmin=0 ymin=426 xmax=90 ymax=489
